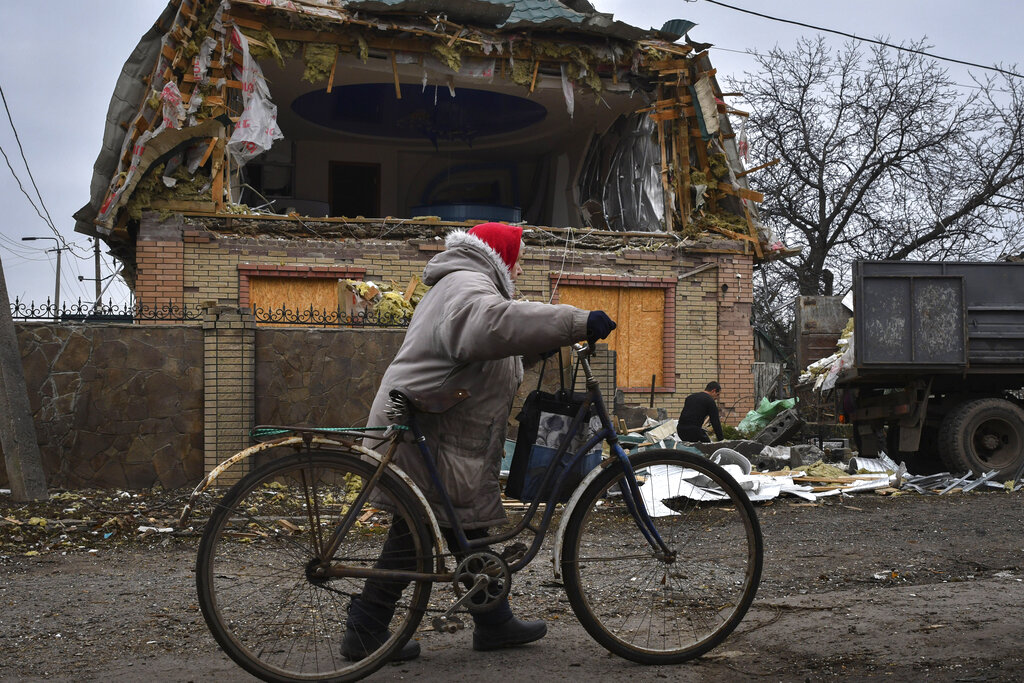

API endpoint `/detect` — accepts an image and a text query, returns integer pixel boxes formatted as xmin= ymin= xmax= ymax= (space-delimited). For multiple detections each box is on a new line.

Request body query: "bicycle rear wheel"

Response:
xmin=561 ymin=448 xmax=762 ymax=664
xmin=196 ymin=448 xmax=434 ymax=682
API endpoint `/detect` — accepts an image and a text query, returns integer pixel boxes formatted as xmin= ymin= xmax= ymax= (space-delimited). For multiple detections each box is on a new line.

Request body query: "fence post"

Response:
xmin=203 ymin=304 xmax=256 ymax=485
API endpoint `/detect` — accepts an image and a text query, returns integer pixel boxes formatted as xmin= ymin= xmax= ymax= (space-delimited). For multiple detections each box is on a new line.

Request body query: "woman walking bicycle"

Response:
xmin=343 ymin=222 xmax=616 ymax=661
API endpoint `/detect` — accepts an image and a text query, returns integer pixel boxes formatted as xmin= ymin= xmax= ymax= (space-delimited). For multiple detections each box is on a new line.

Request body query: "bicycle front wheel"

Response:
xmin=196 ymin=448 xmax=434 ymax=682
xmin=561 ymin=448 xmax=762 ymax=664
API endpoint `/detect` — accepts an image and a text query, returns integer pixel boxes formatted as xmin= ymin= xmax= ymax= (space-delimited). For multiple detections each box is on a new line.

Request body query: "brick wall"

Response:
xmin=136 ymin=214 xmax=185 ymax=312
xmin=133 ymin=214 xmax=757 ymax=424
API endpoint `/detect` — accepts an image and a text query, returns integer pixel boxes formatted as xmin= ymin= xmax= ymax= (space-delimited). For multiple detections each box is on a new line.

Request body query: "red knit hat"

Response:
xmin=468 ymin=222 xmax=523 ymax=272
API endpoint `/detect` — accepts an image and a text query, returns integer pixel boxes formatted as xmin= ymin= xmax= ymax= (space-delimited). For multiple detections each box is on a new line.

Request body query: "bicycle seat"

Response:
xmin=389 ymin=387 xmax=471 ymax=414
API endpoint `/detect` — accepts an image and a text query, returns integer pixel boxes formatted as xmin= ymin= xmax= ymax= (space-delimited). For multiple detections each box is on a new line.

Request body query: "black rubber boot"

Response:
xmin=341 ymin=626 xmax=421 ymax=662
xmin=472 ymin=614 xmax=547 ymax=651
xmin=342 ymin=517 xmax=420 ymax=662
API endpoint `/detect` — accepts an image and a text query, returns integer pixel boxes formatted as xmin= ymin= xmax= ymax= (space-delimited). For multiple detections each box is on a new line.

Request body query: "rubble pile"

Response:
xmin=623 ymin=416 xmax=1021 ymax=504
xmin=339 ymin=277 xmax=428 ymax=322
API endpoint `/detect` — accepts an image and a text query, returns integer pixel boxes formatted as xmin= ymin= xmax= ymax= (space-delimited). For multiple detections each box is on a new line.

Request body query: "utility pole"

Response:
xmin=21 ymin=236 xmax=64 ymax=320
xmin=0 ymin=253 xmax=48 ymax=501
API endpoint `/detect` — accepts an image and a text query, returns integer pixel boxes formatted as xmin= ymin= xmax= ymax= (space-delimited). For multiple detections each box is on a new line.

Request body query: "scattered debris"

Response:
xmin=622 ymin=417 xmax=1015 ymax=504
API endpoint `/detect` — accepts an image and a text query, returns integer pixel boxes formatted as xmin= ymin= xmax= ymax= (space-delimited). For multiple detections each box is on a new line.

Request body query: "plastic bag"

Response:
xmin=737 ymin=396 xmax=797 ymax=436
xmin=228 ymin=28 xmax=283 ymax=165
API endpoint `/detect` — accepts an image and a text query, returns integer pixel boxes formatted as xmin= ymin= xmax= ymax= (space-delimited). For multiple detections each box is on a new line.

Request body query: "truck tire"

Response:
xmin=938 ymin=398 xmax=1024 ymax=478
xmin=886 ymin=424 xmax=944 ymax=475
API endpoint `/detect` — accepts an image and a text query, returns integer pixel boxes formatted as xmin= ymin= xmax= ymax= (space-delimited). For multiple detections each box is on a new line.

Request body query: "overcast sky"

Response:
xmin=1 ymin=0 xmax=1021 ymax=309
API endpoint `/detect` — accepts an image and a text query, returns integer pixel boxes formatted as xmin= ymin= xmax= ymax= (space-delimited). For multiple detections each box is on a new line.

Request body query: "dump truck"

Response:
xmin=837 ymin=259 xmax=1024 ymax=478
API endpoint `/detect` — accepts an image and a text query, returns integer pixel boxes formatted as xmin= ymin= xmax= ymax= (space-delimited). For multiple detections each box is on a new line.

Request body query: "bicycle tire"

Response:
xmin=196 ymin=448 xmax=434 ymax=682
xmin=561 ymin=448 xmax=762 ymax=665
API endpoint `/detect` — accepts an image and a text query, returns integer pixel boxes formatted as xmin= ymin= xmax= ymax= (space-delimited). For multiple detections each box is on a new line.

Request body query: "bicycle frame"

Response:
xmin=322 ymin=344 xmax=673 ymax=583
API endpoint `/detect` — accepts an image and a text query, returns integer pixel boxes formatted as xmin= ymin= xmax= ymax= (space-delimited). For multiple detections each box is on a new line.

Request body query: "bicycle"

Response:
xmin=181 ymin=343 xmax=763 ymax=682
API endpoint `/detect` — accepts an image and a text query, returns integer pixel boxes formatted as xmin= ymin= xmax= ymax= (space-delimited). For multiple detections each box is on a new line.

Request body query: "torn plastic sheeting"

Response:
xmin=690 ymin=76 xmax=720 ymax=138
xmin=560 ymin=63 xmax=575 ymax=118
xmin=577 ymin=112 xmax=664 ymax=232
xmin=228 ymin=27 xmax=284 ymax=166
xmin=643 ymin=418 xmax=678 ymax=443
xmin=645 ymin=464 xmax=728 ymax=517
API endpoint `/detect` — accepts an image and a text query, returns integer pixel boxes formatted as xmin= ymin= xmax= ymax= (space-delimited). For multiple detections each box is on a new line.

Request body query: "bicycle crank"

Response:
xmin=452 ymin=551 xmax=511 ymax=613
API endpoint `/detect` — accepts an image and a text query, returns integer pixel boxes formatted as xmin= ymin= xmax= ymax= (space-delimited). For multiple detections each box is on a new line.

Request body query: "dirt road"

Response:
xmin=3 ymin=491 xmax=1024 ymax=681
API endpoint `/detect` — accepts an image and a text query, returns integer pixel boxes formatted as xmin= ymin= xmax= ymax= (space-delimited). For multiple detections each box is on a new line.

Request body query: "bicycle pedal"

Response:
xmin=432 ymin=615 xmax=465 ymax=634
xmin=500 ymin=542 xmax=527 ymax=562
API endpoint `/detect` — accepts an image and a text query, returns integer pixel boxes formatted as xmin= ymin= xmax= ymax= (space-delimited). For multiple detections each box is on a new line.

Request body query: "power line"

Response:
xmin=703 ymin=0 xmax=1024 ymax=80
xmin=0 ymin=144 xmax=54 ymax=229
xmin=711 ymin=45 xmax=1012 ymax=95
xmin=0 ymin=81 xmax=63 ymax=242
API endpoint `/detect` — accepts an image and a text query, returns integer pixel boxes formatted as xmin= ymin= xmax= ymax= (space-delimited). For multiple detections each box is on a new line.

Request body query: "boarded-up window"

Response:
xmin=558 ymin=284 xmax=668 ymax=390
xmin=250 ymin=276 xmax=339 ymax=324
xmin=238 ymin=266 xmax=366 ymax=326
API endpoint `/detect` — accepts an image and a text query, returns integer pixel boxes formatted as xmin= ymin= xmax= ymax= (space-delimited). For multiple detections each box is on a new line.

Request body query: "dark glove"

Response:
xmin=586 ymin=310 xmax=617 ymax=345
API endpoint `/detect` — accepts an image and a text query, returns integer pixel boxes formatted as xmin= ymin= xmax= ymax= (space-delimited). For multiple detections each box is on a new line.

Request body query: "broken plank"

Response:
xmin=230 ymin=15 xmax=265 ymax=30
xmin=651 ymin=58 xmax=691 ymax=71
xmin=793 ymin=475 xmax=888 ymax=483
xmin=403 ymin=275 xmax=420 ymax=302
xmin=736 ymin=157 xmax=780 ymax=179
xmin=149 ymin=199 xmax=217 ymax=213
xmin=388 ymin=51 xmax=399 ymax=99
xmin=703 ymin=224 xmax=756 ymax=243
xmin=716 ymin=182 xmax=764 ymax=203
xmin=656 ymin=84 xmax=673 ymax=232
xmin=328 ymin=51 xmax=338 ymax=93
xmin=742 ymin=202 xmax=764 ymax=260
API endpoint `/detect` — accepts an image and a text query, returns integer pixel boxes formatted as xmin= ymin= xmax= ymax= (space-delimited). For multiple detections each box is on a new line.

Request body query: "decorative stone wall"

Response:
xmin=1 ymin=321 xmax=410 ymax=490
xmin=254 ymin=327 xmax=405 ymax=429
xmin=2 ymin=323 xmax=204 ymax=489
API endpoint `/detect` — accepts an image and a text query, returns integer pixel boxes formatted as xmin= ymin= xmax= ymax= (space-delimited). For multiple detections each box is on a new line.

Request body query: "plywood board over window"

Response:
xmin=238 ymin=265 xmax=366 ymax=326
xmin=554 ymin=275 xmax=676 ymax=393
xmin=250 ymin=277 xmax=338 ymax=324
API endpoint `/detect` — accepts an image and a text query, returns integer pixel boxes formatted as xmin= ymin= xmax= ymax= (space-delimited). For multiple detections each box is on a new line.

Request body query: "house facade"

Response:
xmin=75 ymin=0 xmax=782 ymax=424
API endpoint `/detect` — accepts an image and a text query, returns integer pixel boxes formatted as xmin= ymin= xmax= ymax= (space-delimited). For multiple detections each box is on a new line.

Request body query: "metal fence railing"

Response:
xmin=10 ymin=299 xmax=410 ymax=328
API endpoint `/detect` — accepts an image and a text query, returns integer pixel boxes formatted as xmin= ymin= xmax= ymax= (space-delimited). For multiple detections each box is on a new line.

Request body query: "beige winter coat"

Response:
xmin=366 ymin=230 xmax=590 ymax=529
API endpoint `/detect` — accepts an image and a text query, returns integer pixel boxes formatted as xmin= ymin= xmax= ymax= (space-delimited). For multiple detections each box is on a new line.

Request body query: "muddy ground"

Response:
xmin=2 ymin=488 xmax=1024 ymax=682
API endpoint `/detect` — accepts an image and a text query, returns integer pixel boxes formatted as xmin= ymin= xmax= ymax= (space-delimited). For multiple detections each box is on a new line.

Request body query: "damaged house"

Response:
xmin=74 ymin=0 xmax=781 ymax=427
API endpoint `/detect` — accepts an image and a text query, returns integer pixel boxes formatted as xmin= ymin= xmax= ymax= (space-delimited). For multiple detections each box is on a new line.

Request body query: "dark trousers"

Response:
xmin=346 ymin=516 xmax=514 ymax=633
xmin=677 ymin=425 xmax=711 ymax=442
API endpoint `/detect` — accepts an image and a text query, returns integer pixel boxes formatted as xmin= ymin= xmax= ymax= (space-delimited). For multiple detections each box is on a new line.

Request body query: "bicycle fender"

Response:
xmin=550 ymin=457 xmax=615 ymax=580
xmin=177 ymin=438 xmax=448 ymax=564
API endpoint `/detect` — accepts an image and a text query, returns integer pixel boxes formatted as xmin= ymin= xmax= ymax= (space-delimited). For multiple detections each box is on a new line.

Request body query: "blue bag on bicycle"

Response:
xmin=505 ymin=388 xmax=602 ymax=503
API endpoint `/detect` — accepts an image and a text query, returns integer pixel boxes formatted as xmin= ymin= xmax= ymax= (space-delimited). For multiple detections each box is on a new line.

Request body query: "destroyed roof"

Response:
xmin=73 ymin=0 xmax=779 ymax=264
xmin=340 ymin=0 xmax=656 ymax=39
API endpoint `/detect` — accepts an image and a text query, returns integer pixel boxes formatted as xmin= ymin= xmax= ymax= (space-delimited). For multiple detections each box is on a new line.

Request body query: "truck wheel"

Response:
xmin=938 ymin=399 xmax=1024 ymax=478
xmin=886 ymin=425 xmax=943 ymax=475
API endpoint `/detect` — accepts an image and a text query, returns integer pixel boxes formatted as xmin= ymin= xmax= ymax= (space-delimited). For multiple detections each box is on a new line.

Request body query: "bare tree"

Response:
xmin=732 ymin=37 xmax=1024 ymax=341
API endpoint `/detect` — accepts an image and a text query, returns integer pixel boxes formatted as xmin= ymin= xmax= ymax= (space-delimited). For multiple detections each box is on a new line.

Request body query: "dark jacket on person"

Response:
xmin=676 ymin=391 xmax=723 ymax=442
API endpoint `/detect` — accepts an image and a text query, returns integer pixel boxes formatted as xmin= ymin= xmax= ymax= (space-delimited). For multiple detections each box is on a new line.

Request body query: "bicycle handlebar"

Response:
xmin=572 ymin=342 xmax=597 ymax=386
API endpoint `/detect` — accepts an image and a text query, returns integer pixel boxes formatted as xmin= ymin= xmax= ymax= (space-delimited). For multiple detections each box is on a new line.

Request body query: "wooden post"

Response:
xmin=390 ymin=51 xmax=401 ymax=99
xmin=0 ymin=254 xmax=48 ymax=501
xmin=655 ymin=84 xmax=674 ymax=232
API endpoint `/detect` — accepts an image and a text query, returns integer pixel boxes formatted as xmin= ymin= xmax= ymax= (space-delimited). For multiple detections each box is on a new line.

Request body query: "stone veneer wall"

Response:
xmin=133 ymin=213 xmax=756 ymax=423
xmin=1 ymin=321 xmax=411 ymax=490
xmin=254 ymin=327 xmax=405 ymax=428
xmin=2 ymin=323 xmax=204 ymax=489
